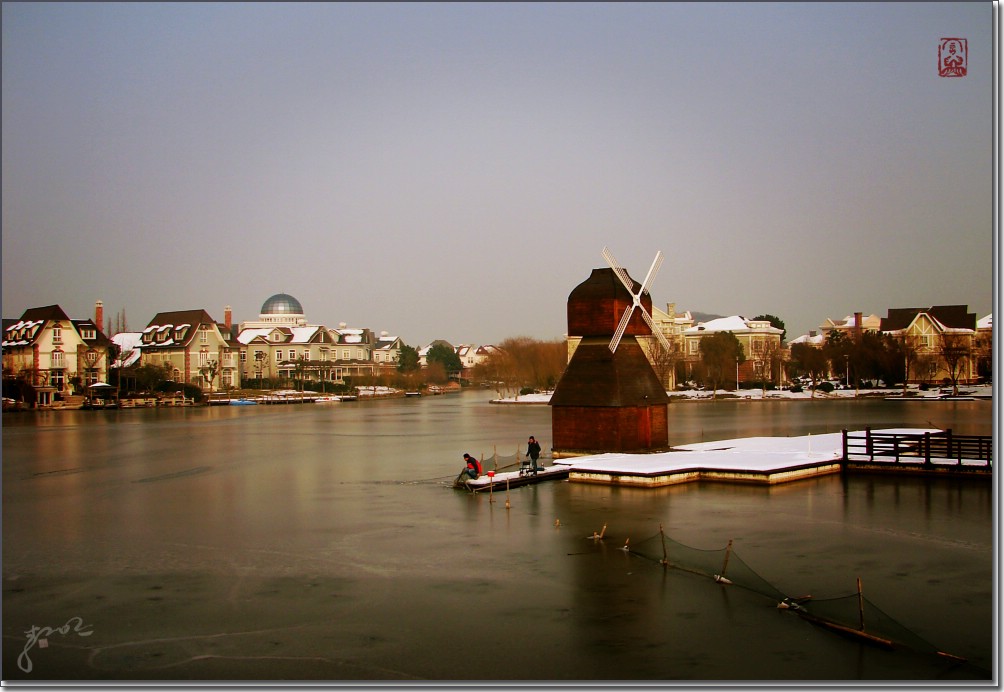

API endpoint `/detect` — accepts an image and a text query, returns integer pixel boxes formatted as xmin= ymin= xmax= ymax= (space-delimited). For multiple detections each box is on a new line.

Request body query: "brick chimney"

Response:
xmin=224 ymin=305 xmax=232 ymax=331
xmin=95 ymin=300 xmax=104 ymax=332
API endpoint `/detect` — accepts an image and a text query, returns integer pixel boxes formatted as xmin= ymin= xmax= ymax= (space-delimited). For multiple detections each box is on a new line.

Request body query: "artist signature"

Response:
xmin=17 ymin=617 xmax=94 ymax=673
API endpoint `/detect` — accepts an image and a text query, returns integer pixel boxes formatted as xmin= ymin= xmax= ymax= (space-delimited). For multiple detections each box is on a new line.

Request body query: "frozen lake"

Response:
xmin=2 ymin=391 xmax=994 ymax=681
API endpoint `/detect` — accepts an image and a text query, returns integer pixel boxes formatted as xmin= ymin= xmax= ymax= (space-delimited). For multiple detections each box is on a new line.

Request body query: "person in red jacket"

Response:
xmin=462 ymin=453 xmax=481 ymax=480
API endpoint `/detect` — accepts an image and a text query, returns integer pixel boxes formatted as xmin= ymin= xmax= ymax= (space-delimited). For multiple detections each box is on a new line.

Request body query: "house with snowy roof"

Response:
xmin=2 ymin=301 xmax=113 ymax=406
xmin=879 ymin=305 xmax=978 ymax=385
xmin=373 ymin=333 xmax=404 ymax=366
xmin=682 ymin=315 xmax=784 ymax=384
xmin=818 ymin=313 xmax=882 ymax=339
xmin=235 ymin=294 xmax=380 ymax=385
xmin=140 ymin=308 xmax=240 ymax=390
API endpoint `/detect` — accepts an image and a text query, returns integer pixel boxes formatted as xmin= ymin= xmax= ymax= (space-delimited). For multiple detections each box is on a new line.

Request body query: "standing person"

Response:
xmin=462 ymin=453 xmax=481 ymax=480
xmin=526 ymin=436 xmax=542 ymax=472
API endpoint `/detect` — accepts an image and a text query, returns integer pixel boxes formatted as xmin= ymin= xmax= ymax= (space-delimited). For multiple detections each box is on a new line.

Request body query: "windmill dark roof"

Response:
xmin=549 ymin=338 xmax=669 ymax=408
xmin=881 ymin=305 xmax=976 ymax=332
xmin=567 ymin=268 xmax=653 ymax=337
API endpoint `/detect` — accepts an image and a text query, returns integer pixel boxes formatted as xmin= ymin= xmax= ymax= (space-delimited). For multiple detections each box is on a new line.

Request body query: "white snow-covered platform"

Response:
xmin=554 ymin=429 xmax=940 ymax=488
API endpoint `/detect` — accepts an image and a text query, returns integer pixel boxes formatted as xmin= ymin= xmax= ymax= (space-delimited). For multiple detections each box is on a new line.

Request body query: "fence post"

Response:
xmin=865 ymin=426 xmax=872 ymax=459
xmin=841 ymin=429 xmax=848 ymax=464
xmin=924 ymin=432 xmax=932 ymax=467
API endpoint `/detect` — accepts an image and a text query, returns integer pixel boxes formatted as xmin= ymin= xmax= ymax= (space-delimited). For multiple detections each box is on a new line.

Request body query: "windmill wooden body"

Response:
xmin=550 ymin=248 xmax=671 ymax=456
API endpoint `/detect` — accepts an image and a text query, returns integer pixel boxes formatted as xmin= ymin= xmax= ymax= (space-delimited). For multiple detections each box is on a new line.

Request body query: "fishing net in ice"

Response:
xmin=480 ymin=445 xmax=553 ymax=473
xmin=796 ymin=593 xmax=944 ymax=656
xmin=622 ymin=529 xmax=967 ymax=663
xmin=628 ymin=532 xmax=786 ymax=602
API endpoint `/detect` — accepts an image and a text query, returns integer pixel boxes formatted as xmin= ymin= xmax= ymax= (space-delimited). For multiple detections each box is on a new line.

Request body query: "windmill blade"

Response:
xmin=641 ymin=308 xmax=672 ymax=351
xmin=640 ymin=251 xmax=665 ymax=295
xmin=609 ymin=304 xmax=635 ymax=353
xmin=601 ymin=246 xmax=636 ymax=295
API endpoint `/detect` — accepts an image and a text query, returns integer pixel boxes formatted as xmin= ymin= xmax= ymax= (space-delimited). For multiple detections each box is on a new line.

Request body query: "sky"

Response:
xmin=2 ymin=2 xmax=995 ymax=346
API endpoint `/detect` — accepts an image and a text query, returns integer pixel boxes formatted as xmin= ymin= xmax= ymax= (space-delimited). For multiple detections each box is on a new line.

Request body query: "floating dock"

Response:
xmin=455 ymin=464 xmax=570 ymax=492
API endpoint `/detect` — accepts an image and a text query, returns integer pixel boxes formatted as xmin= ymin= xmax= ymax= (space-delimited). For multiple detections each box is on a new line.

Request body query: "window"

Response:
xmin=52 ymin=324 xmax=62 ymax=343
xmin=222 ymin=371 xmax=233 ymax=386
xmin=320 ymin=350 xmax=329 ymax=361
xmin=200 ymin=326 xmax=208 ymax=343
xmin=81 ymin=328 xmax=96 ymax=340
xmin=199 ymin=350 xmax=209 ymax=366
xmin=342 ymin=349 xmax=349 ymax=360
xmin=50 ymin=370 xmax=64 ymax=390
xmin=276 ymin=351 xmax=283 ymax=362
xmin=303 ymin=350 xmax=311 ymax=361
xmin=50 ymin=350 xmax=64 ymax=368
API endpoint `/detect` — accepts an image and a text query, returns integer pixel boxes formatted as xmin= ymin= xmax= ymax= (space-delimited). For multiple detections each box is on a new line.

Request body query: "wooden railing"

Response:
xmin=842 ymin=428 xmax=992 ymax=470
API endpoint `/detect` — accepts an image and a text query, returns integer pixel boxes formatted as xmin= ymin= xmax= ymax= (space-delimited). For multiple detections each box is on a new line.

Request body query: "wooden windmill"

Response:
xmin=550 ymin=247 xmax=671 ymax=456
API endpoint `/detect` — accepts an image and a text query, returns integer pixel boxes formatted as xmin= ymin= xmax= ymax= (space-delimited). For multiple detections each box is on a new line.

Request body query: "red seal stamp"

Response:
xmin=939 ymin=38 xmax=967 ymax=77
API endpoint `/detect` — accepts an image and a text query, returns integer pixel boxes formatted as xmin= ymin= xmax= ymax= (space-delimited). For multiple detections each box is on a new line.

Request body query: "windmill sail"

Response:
xmin=601 ymin=247 xmax=671 ymax=353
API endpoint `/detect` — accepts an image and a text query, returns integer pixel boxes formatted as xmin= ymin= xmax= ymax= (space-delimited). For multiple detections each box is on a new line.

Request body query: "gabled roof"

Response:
xmin=977 ymin=314 xmax=992 ymax=330
xmin=19 ymin=305 xmax=72 ymax=323
xmin=146 ymin=309 xmax=216 ymax=329
xmin=71 ymin=319 xmax=112 ymax=348
xmin=881 ymin=305 xmax=976 ymax=332
xmin=143 ymin=309 xmax=218 ymax=349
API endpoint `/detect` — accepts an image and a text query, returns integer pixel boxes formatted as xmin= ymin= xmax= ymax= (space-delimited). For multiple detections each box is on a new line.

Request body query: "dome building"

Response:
xmin=240 ymin=293 xmax=308 ymax=329
xmin=235 ymin=293 xmax=380 ymax=386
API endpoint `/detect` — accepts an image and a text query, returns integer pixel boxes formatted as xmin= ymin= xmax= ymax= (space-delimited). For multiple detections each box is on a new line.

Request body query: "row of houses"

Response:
xmin=645 ymin=303 xmax=991 ymax=388
xmin=2 ymin=293 xmax=498 ymax=406
xmin=3 ymin=291 xmax=991 ymax=406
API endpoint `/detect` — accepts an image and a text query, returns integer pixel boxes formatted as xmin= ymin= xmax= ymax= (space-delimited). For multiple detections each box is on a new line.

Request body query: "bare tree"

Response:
xmin=938 ymin=333 xmax=971 ymax=396
xmin=647 ymin=339 xmax=680 ymax=391
xmin=896 ymin=333 xmax=923 ymax=395
xmin=199 ymin=359 xmax=219 ymax=393
xmin=748 ymin=338 xmax=784 ymax=396
xmin=789 ymin=342 xmax=828 ymax=398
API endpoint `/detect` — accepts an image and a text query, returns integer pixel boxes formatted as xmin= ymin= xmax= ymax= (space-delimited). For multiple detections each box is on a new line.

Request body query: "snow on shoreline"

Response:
xmin=491 ymin=385 xmax=993 ymax=404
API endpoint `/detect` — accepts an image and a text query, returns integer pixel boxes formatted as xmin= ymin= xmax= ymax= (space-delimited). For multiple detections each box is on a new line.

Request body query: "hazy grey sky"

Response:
xmin=2 ymin=2 xmax=993 ymax=345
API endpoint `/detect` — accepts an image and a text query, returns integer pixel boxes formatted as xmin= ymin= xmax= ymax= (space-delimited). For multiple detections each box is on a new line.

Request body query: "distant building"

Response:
xmin=819 ymin=313 xmax=882 ymax=340
xmin=139 ymin=308 xmax=241 ymax=390
xmin=373 ymin=332 xmax=404 ymax=366
xmin=681 ymin=316 xmax=784 ymax=384
xmin=235 ymin=294 xmax=378 ymax=385
xmin=880 ymin=305 xmax=978 ymax=385
xmin=2 ymin=301 xmax=113 ymax=406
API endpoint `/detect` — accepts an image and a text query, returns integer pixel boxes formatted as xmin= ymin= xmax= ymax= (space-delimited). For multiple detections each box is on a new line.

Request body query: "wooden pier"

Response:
xmin=842 ymin=428 xmax=992 ymax=476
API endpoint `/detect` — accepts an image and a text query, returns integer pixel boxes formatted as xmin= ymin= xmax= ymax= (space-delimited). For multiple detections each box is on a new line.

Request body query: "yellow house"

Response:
xmin=681 ymin=315 xmax=785 ymax=385
xmin=880 ymin=306 xmax=978 ymax=385
xmin=139 ymin=309 xmax=240 ymax=390
xmin=2 ymin=303 xmax=113 ymax=406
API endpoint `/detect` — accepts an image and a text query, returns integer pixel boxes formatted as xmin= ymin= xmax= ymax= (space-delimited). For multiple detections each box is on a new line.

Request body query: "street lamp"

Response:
xmin=844 ymin=354 xmax=850 ymax=387
xmin=736 ymin=356 xmax=740 ymax=390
